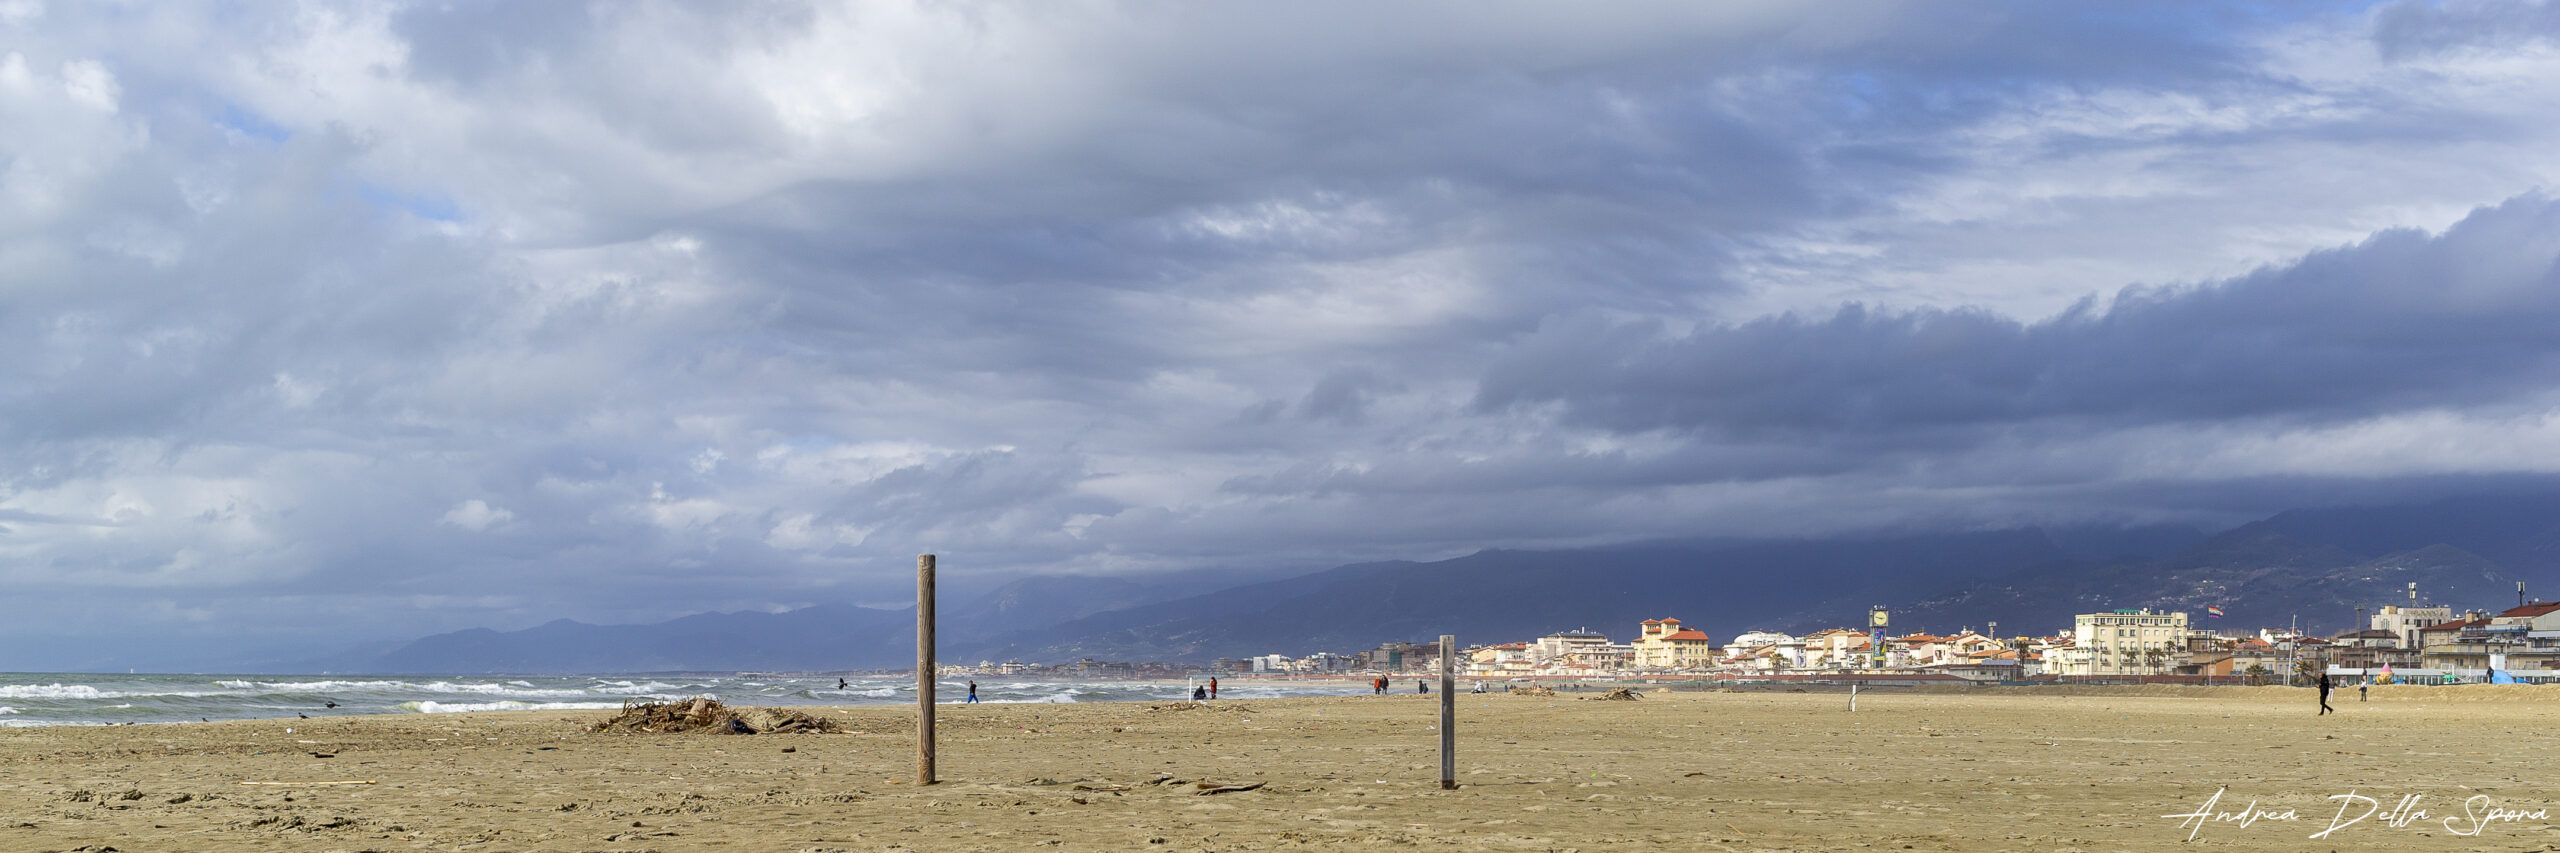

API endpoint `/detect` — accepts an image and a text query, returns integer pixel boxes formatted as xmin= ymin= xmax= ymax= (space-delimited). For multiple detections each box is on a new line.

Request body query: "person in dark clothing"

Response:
xmin=966 ymin=681 xmax=979 ymax=703
xmin=1192 ymin=685 xmax=1208 ymax=701
xmin=2317 ymin=673 xmax=2335 ymax=715
xmin=2359 ymin=679 xmax=2368 ymax=702
xmin=1418 ymin=679 xmax=1428 ymax=695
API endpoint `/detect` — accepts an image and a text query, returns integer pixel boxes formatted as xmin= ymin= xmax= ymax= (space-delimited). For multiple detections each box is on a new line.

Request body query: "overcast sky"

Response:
xmin=6 ymin=1 xmax=2560 ymax=668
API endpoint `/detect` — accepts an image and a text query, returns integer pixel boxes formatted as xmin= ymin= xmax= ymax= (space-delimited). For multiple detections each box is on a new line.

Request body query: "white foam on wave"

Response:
xmin=3 ymin=719 xmax=108 ymax=727
xmin=0 ymin=684 xmax=109 ymax=699
xmin=590 ymin=681 xmax=684 ymax=695
xmin=213 ymin=679 xmax=589 ymax=699
xmin=987 ymin=692 xmax=1080 ymax=704
xmin=415 ymin=681 xmax=585 ymax=697
xmin=215 ymin=679 xmax=392 ymax=692
xmin=400 ymin=700 xmax=626 ymax=714
xmin=0 ymin=706 xmax=18 ymax=714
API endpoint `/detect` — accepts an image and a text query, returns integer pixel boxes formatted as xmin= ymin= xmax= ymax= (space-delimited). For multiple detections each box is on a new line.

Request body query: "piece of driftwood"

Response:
xmin=1193 ymin=781 xmax=1265 ymax=795
xmin=237 ymin=780 xmax=377 ymax=787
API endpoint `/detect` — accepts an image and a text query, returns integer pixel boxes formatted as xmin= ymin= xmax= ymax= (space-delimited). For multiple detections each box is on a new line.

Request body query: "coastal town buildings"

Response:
xmin=928 ymin=595 xmax=2560 ymax=686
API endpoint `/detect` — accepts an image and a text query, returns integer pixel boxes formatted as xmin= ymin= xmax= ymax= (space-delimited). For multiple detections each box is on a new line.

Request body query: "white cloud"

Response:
xmin=439 ymin=499 xmax=514 ymax=531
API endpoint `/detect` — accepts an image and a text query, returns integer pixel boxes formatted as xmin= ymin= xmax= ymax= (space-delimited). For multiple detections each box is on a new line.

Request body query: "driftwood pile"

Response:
xmin=1582 ymin=687 xmax=1644 ymax=701
xmin=1507 ymin=685 xmax=1557 ymax=697
xmin=590 ymin=697 xmax=844 ymax=734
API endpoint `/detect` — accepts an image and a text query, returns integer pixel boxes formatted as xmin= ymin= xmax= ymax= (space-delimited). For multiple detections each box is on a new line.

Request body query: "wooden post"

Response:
xmin=917 ymin=554 xmax=936 ymax=786
xmin=1438 ymin=634 xmax=1456 ymax=790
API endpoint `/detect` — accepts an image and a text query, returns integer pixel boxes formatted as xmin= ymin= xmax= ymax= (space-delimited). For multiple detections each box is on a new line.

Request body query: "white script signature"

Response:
xmin=2161 ymin=787 xmax=2547 ymax=840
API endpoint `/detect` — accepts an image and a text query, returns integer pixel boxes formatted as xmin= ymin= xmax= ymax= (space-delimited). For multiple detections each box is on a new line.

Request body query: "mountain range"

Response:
xmin=360 ymin=491 xmax=2560 ymax=673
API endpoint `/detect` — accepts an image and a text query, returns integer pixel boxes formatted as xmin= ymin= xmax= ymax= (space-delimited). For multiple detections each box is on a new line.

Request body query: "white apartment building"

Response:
xmin=2064 ymin=608 xmax=2191 ymax=677
xmin=2371 ymin=604 xmax=2454 ymax=650
xmin=1532 ymin=629 xmax=1612 ymax=662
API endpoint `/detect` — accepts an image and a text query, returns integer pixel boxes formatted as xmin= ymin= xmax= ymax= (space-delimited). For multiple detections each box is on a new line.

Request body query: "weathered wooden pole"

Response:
xmin=917 ymin=553 xmax=936 ymax=786
xmin=1438 ymin=634 xmax=1456 ymax=790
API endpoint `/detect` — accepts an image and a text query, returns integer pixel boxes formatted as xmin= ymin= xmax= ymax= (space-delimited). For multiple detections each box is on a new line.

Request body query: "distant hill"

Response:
xmin=944 ymin=575 xmax=1168 ymax=638
xmin=369 ymin=572 xmax=1208 ymax=674
xmin=1881 ymin=526 xmax=2517 ymax=637
xmin=2248 ymin=491 xmax=2560 ymax=589
xmin=371 ymin=603 xmax=918 ymax=674
xmin=968 ymin=531 xmax=2073 ymax=663
xmin=357 ymin=491 xmax=2560 ymax=671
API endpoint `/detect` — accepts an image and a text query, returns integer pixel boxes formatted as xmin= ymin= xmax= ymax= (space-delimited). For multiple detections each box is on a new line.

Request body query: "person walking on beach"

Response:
xmin=966 ymin=681 xmax=979 ymax=703
xmin=2316 ymin=672 xmax=2335 ymax=715
xmin=2360 ymin=678 xmax=2369 ymax=702
xmin=1208 ymin=677 xmax=1218 ymax=700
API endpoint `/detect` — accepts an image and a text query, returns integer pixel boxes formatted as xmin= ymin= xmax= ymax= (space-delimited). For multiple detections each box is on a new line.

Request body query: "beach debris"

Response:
xmin=1194 ymin=781 xmax=1265 ymax=795
xmin=1583 ymin=688 xmax=1643 ymax=701
xmin=1507 ymin=686 xmax=1556 ymax=697
xmin=1145 ymin=702 xmax=1257 ymax=713
xmin=589 ymin=698 xmax=844 ymax=735
xmin=236 ymin=781 xmax=377 ymax=787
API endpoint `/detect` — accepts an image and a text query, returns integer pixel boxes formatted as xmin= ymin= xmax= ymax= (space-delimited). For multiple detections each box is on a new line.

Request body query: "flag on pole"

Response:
xmin=2205 ymin=606 xmax=2225 ymax=618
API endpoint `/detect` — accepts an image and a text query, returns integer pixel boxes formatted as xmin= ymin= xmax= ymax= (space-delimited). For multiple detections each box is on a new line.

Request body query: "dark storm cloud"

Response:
xmin=1475 ymin=195 xmax=2560 ymax=438
xmin=7 ymin=1 xmax=2560 ymax=668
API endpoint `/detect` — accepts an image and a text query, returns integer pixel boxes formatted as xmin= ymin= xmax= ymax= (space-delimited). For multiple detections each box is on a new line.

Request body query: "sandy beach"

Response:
xmin=6 ymin=684 xmax=2560 ymax=851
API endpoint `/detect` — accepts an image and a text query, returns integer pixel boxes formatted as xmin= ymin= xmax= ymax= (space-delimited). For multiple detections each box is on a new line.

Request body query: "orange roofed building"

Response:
xmin=1632 ymin=618 xmax=1717 ymax=669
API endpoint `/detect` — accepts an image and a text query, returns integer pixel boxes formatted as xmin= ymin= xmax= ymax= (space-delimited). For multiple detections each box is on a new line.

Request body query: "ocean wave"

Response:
xmin=0 ymin=706 xmax=18 ymax=714
xmin=212 ymin=679 xmax=589 ymax=698
xmin=589 ymin=681 xmax=684 ymax=695
xmin=399 ymin=700 xmax=626 ymax=714
xmin=983 ymin=691 xmax=1080 ymax=704
xmin=213 ymin=679 xmax=395 ymax=692
xmin=0 ymin=684 xmax=110 ymax=699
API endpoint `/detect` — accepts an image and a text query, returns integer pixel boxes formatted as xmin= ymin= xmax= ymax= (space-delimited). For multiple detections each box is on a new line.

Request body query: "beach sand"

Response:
xmin=6 ymin=684 xmax=2560 ymax=851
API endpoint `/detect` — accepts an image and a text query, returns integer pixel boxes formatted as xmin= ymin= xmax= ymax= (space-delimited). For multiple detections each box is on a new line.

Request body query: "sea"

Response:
xmin=0 ymin=673 xmax=1369 ymax=727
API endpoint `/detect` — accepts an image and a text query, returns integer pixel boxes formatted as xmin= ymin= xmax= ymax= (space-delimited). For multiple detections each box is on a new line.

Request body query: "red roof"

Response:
xmin=2422 ymin=617 xmax=2490 ymax=633
xmin=1661 ymin=629 xmax=1711 ymax=641
xmin=2500 ymin=602 xmax=2560 ymax=619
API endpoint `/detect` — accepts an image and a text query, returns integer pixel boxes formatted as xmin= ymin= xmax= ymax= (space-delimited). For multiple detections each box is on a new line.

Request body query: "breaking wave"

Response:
xmin=0 ymin=684 xmax=110 ymax=700
xmin=400 ymin=700 xmax=628 ymax=714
